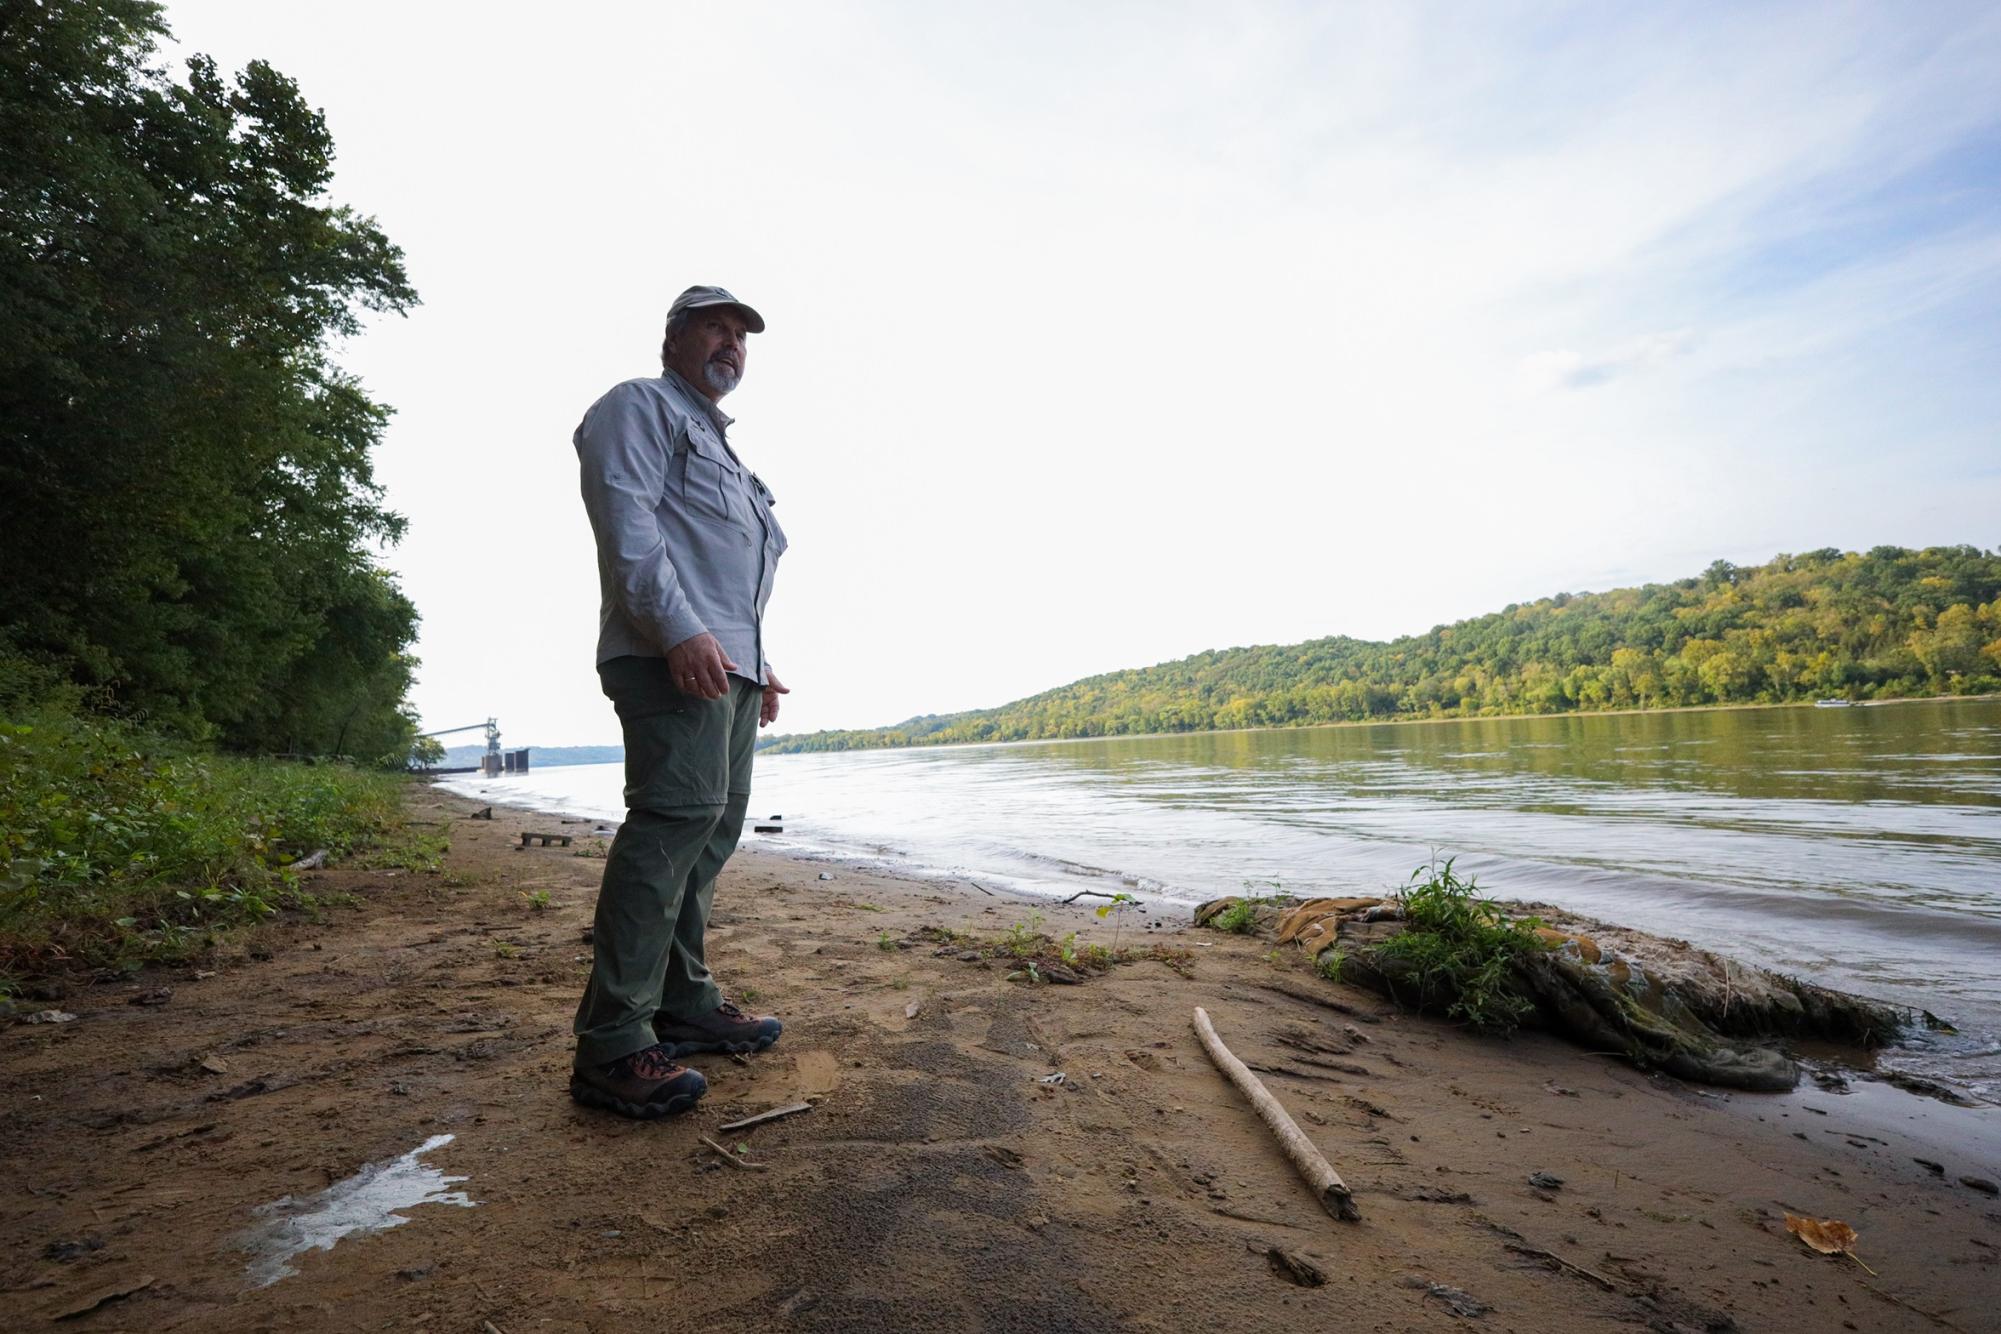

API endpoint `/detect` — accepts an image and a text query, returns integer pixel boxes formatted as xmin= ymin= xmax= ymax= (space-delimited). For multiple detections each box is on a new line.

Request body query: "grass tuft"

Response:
xmin=1371 ymin=857 xmax=1548 ymax=1033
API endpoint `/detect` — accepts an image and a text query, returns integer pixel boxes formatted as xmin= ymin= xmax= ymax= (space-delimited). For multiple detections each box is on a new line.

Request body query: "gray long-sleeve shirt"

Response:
xmin=575 ymin=371 xmax=786 ymax=683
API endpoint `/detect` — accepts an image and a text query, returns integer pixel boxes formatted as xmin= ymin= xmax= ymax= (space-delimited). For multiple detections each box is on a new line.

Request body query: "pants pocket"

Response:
xmin=600 ymin=657 xmax=731 ymax=808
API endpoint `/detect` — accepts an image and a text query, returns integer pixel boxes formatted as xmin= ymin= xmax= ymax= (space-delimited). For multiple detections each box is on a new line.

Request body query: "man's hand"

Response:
xmin=666 ymin=632 xmax=738 ymax=700
xmin=760 ymin=670 xmax=790 ymax=727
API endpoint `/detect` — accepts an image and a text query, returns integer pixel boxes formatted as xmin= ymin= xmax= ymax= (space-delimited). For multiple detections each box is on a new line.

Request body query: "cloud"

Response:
xmin=1521 ymin=329 xmax=1700 ymax=393
xmin=156 ymin=1 xmax=2001 ymax=739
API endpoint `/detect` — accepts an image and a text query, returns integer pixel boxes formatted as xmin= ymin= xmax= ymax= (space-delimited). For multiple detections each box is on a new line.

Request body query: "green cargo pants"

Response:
xmin=572 ymin=656 xmax=761 ymax=1070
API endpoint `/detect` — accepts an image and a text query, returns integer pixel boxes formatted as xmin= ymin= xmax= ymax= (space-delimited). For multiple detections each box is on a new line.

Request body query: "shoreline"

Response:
xmin=761 ymin=688 xmax=2001 ymax=755
xmin=430 ymin=774 xmax=1158 ymax=909
xmin=2 ymin=786 xmax=1995 ymax=1329
xmin=444 ymin=775 xmax=2001 ymax=1107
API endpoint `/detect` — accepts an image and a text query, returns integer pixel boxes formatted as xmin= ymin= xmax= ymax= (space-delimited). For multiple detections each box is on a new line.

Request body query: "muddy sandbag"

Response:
xmin=1275 ymin=898 xmax=1386 ymax=948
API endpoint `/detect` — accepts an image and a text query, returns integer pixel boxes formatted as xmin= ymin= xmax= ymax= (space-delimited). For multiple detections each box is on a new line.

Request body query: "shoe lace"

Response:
xmin=626 ymin=1046 xmax=682 ymax=1080
xmin=716 ymin=999 xmax=746 ymax=1019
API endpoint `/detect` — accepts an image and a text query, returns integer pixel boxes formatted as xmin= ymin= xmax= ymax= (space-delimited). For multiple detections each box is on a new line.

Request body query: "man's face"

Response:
xmin=666 ymin=309 xmax=751 ymax=400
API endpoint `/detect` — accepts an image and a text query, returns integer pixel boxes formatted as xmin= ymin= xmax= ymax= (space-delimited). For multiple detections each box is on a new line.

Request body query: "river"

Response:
xmin=441 ymin=697 xmax=2001 ymax=1101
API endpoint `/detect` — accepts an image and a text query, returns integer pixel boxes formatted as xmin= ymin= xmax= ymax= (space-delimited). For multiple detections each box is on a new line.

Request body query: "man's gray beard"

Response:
xmin=703 ymin=361 xmax=741 ymax=395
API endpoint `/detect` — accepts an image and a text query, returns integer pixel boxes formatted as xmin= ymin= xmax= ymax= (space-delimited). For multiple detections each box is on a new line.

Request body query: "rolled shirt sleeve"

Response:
xmin=576 ymin=384 xmax=708 ymax=653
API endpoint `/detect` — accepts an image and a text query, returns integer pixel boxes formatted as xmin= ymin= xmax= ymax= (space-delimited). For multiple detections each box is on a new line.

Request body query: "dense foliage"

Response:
xmin=765 ymin=546 xmax=2001 ymax=752
xmin=0 ymin=0 xmax=420 ymax=758
xmin=0 ymin=694 xmax=413 ymax=979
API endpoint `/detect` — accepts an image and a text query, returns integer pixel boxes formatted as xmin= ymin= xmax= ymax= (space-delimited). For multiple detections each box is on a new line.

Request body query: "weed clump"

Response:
xmin=1370 ymin=858 xmax=1548 ymax=1033
xmin=1209 ymin=882 xmax=1291 ymax=936
xmin=1213 ymin=899 xmax=1261 ymax=934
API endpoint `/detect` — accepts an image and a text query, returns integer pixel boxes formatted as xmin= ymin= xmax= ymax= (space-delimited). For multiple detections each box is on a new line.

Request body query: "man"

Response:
xmin=568 ymin=285 xmax=790 ymax=1119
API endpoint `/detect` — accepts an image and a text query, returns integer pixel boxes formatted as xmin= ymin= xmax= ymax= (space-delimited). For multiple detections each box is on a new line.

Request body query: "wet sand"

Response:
xmin=1 ymin=788 xmax=1995 ymax=1331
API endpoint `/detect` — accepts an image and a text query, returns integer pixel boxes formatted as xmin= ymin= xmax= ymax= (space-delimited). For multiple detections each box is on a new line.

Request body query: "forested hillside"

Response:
xmin=764 ymin=547 xmax=2001 ymax=753
xmin=0 ymin=0 xmax=419 ymax=759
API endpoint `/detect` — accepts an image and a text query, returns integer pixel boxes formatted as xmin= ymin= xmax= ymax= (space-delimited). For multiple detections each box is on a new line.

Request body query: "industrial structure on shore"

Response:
xmin=417 ymin=718 xmax=530 ymax=775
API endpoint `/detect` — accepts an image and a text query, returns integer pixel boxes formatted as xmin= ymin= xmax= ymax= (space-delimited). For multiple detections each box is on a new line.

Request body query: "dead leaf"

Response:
xmin=1784 ymin=1212 xmax=1876 ymax=1274
xmin=904 ymin=1000 xmax=920 ymax=1019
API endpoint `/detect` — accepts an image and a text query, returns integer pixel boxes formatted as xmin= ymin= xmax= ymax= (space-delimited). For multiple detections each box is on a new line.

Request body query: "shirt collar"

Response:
xmin=662 ymin=368 xmax=735 ymax=432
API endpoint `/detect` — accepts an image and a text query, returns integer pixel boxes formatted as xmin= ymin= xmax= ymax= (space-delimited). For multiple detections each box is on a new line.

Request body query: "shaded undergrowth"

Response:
xmin=0 ymin=705 xmax=423 ymax=987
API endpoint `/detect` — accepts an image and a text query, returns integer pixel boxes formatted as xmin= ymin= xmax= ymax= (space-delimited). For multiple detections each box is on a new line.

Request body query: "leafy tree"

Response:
xmin=0 ymin=0 xmax=420 ymax=756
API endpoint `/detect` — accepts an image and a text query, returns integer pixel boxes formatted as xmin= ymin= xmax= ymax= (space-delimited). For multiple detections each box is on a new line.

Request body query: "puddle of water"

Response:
xmin=236 ymin=1133 xmax=476 ymax=1287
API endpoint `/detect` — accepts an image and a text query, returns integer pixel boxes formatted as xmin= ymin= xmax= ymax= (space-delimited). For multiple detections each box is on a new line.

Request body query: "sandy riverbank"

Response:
xmin=2 ymin=787 xmax=1995 ymax=1331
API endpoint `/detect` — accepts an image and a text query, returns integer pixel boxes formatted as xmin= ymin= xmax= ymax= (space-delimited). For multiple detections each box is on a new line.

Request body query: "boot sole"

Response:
xmin=658 ymin=1031 xmax=780 ymax=1059
xmin=568 ymin=1076 xmax=703 ymax=1119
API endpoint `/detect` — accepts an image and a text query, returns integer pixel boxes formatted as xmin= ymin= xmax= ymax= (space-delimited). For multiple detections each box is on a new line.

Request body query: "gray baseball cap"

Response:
xmin=667 ymin=285 xmax=765 ymax=334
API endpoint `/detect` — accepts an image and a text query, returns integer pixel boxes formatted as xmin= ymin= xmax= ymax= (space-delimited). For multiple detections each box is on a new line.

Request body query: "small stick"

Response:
xmin=1503 ymin=1242 xmax=1617 ymax=1291
xmin=1193 ymin=1006 xmax=1360 ymax=1222
xmin=718 ymin=1102 xmax=813 ymax=1133
xmin=1059 ymin=890 xmax=1123 ymax=905
xmin=1859 ymin=1280 xmax=1964 ymax=1332
xmin=700 ymin=1135 xmax=769 ymax=1170
xmin=1210 ymin=1204 xmax=1299 ymax=1228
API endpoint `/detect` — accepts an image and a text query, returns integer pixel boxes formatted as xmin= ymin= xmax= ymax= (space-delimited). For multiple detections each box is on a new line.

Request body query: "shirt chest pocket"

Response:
xmin=750 ymin=473 xmax=788 ymax=556
xmin=676 ymin=427 xmax=747 ymax=529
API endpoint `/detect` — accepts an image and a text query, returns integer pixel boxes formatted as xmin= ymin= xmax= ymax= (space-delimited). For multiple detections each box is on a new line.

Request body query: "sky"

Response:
xmin=157 ymin=1 xmax=2001 ymax=745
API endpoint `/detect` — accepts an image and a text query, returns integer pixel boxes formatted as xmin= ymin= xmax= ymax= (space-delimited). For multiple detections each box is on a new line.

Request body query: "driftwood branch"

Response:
xmin=718 ymin=1103 xmax=813 ymax=1134
xmin=1192 ymin=1006 xmax=1360 ymax=1222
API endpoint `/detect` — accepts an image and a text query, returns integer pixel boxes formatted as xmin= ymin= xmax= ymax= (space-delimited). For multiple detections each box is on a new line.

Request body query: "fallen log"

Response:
xmin=1192 ymin=1006 xmax=1359 ymax=1222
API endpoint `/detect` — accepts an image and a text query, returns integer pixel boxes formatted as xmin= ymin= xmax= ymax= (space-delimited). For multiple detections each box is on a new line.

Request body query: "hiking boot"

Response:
xmin=569 ymin=1043 xmax=707 ymax=1119
xmin=655 ymin=999 xmax=782 ymax=1057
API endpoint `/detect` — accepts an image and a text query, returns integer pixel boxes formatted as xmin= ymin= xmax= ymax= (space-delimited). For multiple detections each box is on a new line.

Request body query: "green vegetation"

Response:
xmin=1 ymin=1 xmax=421 ymax=758
xmin=1314 ymin=947 xmax=1346 ymax=983
xmin=1213 ymin=897 xmax=1266 ymax=935
xmin=763 ymin=547 xmax=2001 ymax=752
xmin=1000 ymin=911 xmax=1046 ymax=958
xmin=0 ymin=702 xmax=410 ymax=982
xmin=0 ymin=6 xmax=429 ymax=984
xmin=1216 ymin=881 xmax=1286 ymax=934
xmin=911 ymin=922 xmax=1193 ymax=981
xmin=1370 ymin=859 xmax=1549 ymax=1033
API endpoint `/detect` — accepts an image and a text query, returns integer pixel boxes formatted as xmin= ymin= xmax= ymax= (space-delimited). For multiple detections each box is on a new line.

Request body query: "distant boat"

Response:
xmin=1814 ymin=698 xmax=1854 ymax=708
